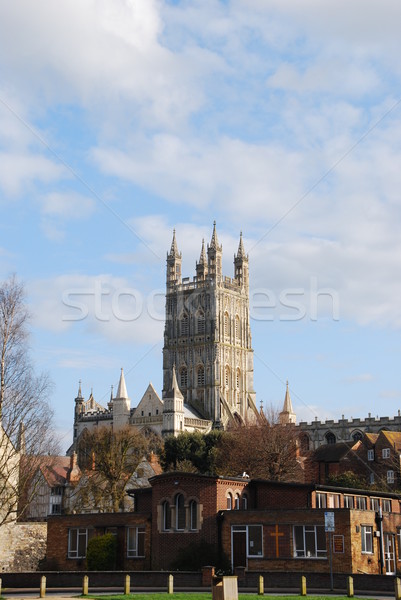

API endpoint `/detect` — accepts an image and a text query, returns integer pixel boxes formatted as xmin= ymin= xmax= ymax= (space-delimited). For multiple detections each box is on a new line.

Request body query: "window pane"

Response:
xmin=316 ymin=526 xmax=327 ymax=555
xmin=305 ymin=528 xmax=316 ymax=557
xmin=294 ymin=526 xmax=305 ymax=557
xmin=190 ymin=500 xmax=197 ymax=530
xmin=248 ymin=525 xmax=263 ymax=556
xmin=176 ymin=494 xmax=185 ymax=530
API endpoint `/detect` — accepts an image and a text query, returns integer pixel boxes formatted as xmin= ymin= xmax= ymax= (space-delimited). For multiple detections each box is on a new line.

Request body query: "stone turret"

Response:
xmin=162 ymin=365 xmax=184 ymax=436
xmin=166 ymin=229 xmax=182 ymax=289
xmin=279 ymin=381 xmax=296 ymax=424
xmin=113 ymin=368 xmax=130 ymax=429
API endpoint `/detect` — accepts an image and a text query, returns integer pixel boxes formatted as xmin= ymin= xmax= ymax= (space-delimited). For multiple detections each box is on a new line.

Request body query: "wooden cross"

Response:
xmin=270 ymin=524 xmax=284 ymax=558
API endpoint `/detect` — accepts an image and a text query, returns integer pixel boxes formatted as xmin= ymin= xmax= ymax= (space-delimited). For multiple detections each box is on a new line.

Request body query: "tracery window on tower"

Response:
xmin=224 ymin=312 xmax=230 ymax=338
xmin=197 ymin=365 xmax=205 ymax=386
xmin=235 ymin=315 xmax=240 ymax=343
xmin=180 ymin=313 xmax=189 ymax=336
xmin=197 ymin=311 xmax=205 ymax=334
xmin=180 ymin=367 xmax=188 ymax=389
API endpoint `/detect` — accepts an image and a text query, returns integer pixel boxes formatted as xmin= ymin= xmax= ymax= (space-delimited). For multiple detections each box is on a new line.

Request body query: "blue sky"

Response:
xmin=1 ymin=0 xmax=401 ymax=451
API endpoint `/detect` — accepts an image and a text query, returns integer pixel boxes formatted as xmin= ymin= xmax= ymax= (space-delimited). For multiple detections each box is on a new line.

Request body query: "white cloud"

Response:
xmin=29 ymin=274 xmax=164 ymax=344
xmin=40 ymin=192 xmax=95 ymax=219
xmin=0 ymin=152 xmax=65 ymax=196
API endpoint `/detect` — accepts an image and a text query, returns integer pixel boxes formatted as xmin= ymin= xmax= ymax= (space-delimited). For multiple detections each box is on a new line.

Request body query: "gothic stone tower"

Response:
xmin=162 ymin=223 xmax=257 ymax=428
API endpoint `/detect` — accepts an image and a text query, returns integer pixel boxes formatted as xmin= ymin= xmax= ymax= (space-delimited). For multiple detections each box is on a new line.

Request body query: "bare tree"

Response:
xmin=71 ymin=426 xmax=149 ymax=513
xmin=0 ymin=275 xmax=57 ymax=525
xmin=215 ymin=406 xmax=302 ymax=482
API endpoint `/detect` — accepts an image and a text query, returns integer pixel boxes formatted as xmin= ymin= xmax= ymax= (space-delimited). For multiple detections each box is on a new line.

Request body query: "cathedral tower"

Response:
xmin=162 ymin=224 xmax=257 ymax=428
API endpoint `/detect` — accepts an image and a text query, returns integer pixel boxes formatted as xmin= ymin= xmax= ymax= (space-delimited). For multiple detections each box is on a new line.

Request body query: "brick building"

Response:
xmin=46 ymin=472 xmax=401 ymax=576
xmin=304 ymin=430 xmax=401 ymax=491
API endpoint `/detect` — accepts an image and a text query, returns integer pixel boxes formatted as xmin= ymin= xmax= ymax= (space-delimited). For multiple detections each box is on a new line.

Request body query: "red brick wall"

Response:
xmin=46 ymin=512 xmax=151 ymax=571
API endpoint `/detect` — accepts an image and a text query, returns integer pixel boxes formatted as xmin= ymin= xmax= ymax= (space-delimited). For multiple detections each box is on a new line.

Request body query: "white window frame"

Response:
xmin=367 ymin=449 xmax=374 ymax=461
xmin=127 ymin=526 xmax=145 ymax=558
xmin=344 ymin=495 xmax=354 ymax=509
xmin=316 ymin=492 xmax=327 ymax=508
xmin=387 ymin=470 xmax=395 ymax=483
xmin=371 ymin=498 xmax=380 ymax=511
xmin=382 ymin=448 xmax=390 ymax=459
xmin=293 ymin=525 xmax=327 ymax=558
xmin=68 ymin=528 xmax=88 ymax=559
xmin=356 ymin=496 xmax=367 ymax=510
xmin=232 ymin=524 xmax=263 ymax=557
xmin=382 ymin=499 xmax=391 ymax=512
xmin=361 ymin=525 xmax=373 ymax=554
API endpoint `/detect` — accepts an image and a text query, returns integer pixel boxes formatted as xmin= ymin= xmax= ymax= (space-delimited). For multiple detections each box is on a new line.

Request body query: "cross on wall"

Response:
xmin=270 ymin=524 xmax=284 ymax=558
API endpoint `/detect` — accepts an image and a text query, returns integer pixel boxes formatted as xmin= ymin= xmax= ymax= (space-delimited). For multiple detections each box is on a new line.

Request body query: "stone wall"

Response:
xmin=0 ymin=522 xmax=47 ymax=572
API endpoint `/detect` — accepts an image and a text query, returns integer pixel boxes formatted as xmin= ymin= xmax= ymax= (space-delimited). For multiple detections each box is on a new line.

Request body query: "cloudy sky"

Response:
xmin=1 ymin=0 xmax=401 ymax=450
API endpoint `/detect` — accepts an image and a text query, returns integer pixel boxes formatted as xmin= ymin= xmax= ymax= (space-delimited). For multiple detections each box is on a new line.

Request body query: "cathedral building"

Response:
xmin=71 ymin=222 xmax=401 ymax=452
xmin=71 ymin=223 xmax=258 ymax=448
xmin=162 ymin=222 xmax=257 ymax=427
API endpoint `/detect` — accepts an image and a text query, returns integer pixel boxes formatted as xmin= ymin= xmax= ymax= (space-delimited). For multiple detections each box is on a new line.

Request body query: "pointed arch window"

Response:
xmin=180 ymin=313 xmax=189 ymax=336
xmin=234 ymin=494 xmax=240 ymax=510
xmin=197 ymin=311 xmax=205 ymax=334
xmin=227 ymin=492 xmax=233 ymax=510
xmin=235 ymin=315 xmax=240 ymax=341
xmin=325 ymin=431 xmax=336 ymax=445
xmin=197 ymin=365 xmax=205 ymax=386
xmin=189 ymin=500 xmax=198 ymax=530
xmin=242 ymin=494 xmax=248 ymax=510
xmin=162 ymin=501 xmax=171 ymax=531
xmin=175 ymin=494 xmax=186 ymax=530
xmin=224 ymin=312 xmax=229 ymax=338
xmin=180 ymin=367 xmax=188 ymax=389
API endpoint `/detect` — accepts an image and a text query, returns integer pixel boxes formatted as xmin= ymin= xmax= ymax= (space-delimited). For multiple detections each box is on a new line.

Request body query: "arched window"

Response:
xmin=235 ymin=315 xmax=240 ymax=341
xmin=224 ymin=312 xmax=229 ymax=338
xmin=175 ymin=494 xmax=186 ymax=530
xmin=180 ymin=313 xmax=189 ymax=336
xmin=352 ymin=431 xmax=363 ymax=442
xmin=242 ymin=494 xmax=248 ymax=510
xmin=234 ymin=494 xmax=240 ymax=510
xmin=325 ymin=431 xmax=336 ymax=445
xmin=227 ymin=492 xmax=233 ymax=510
xmin=180 ymin=367 xmax=188 ymax=389
xmin=300 ymin=434 xmax=310 ymax=452
xmin=225 ymin=366 xmax=230 ymax=388
xmin=197 ymin=365 xmax=205 ymax=386
xmin=197 ymin=312 xmax=205 ymax=334
xmin=162 ymin=501 xmax=171 ymax=531
xmin=189 ymin=500 xmax=198 ymax=530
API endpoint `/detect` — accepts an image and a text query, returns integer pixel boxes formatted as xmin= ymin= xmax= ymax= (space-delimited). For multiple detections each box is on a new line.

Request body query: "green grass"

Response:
xmin=85 ymin=594 xmax=373 ymax=600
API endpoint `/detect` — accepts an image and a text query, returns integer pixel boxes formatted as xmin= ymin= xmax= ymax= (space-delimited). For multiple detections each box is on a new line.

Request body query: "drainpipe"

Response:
xmin=376 ymin=508 xmax=385 ymax=574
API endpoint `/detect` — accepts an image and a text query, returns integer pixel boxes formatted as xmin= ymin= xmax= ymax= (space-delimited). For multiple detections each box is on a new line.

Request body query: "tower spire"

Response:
xmin=207 ymin=221 xmax=222 ymax=280
xmin=116 ymin=368 xmax=128 ymax=399
xmin=237 ymin=231 xmax=245 ymax=258
xmin=196 ymin=238 xmax=208 ymax=280
xmin=166 ymin=229 xmax=182 ymax=287
xmin=279 ymin=380 xmax=296 ymax=424
xmin=209 ymin=221 xmax=222 ymax=251
xmin=168 ymin=229 xmax=180 ymax=259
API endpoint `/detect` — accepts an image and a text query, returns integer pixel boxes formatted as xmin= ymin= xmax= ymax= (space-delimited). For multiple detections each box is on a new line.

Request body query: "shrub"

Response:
xmin=86 ymin=533 xmax=117 ymax=571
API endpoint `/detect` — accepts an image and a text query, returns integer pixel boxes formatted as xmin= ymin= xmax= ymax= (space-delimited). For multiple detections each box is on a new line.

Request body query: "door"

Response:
xmin=232 ymin=529 xmax=247 ymax=569
xmin=384 ymin=533 xmax=396 ymax=575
